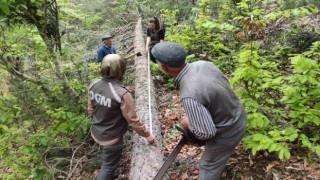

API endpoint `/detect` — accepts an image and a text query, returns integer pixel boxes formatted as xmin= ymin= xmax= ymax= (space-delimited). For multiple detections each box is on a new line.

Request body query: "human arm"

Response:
xmin=181 ymin=97 xmax=216 ymax=140
xmin=146 ymin=37 xmax=151 ymax=52
xmin=97 ymin=48 xmax=104 ymax=63
xmin=159 ymin=29 xmax=165 ymax=42
xmin=120 ymin=92 xmax=155 ymax=144
xmin=181 ymin=116 xmax=190 ymax=130
xmin=146 ymin=28 xmax=151 ymax=52
xmin=88 ymin=88 xmax=94 ymax=117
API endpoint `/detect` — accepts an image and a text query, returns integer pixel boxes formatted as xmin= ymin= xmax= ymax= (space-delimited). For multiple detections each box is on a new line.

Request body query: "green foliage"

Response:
xmin=0 ymin=0 xmax=319 ymax=178
xmin=0 ymin=0 xmax=94 ymax=178
xmin=0 ymin=69 xmax=9 ymax=95
xmin=281 ymin=55 xmax=319 ymax=127
xmin=151 ymin=62 xmax=175 ymax=89
xmin=263 ymin=5 xmax=318 ymax=21
xmin=161 ymin=1 xmax=236 ymax=73
xmin=218 ymin=0 xmax=320 ymax=160
xmin=162 ymin=0 xmax=320 ymax=160
xmin=286 ymin=27 xmax=320 ymax=53
xmin=0 ymin=78 xmax=90 ymax=178
xmin=244 ymin=126 xmax=300 ymax=160
xmin=243 ymin=132 xmax=292 ymax=160
xmin=0 ymin=0 xmax=10 ymax=15
xmin=281 ymin=0 xmax=320 ymax=9
xmin=232 ymin=42 xmax=320 ymax=159
xmin=0 ymin=95 xmax=51 ymax=179
xmin=304 ymin=41 xmax=320 ymax=63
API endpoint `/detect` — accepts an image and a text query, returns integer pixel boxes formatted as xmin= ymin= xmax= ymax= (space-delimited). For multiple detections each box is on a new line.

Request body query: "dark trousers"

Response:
xmin=199 ymin=112 xmax=247 ymax=180
xmin=96 ymin=139 xmax=124 ymax=180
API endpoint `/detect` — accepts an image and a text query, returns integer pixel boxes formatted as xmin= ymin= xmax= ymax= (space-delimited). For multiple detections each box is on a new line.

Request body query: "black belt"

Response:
xmin=153 ymin=127 xmax=206 ymax=180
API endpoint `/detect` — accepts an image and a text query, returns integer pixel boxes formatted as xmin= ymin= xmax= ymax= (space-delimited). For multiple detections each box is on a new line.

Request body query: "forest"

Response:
xmin=0 ymin=0 xmax=319 ymax=179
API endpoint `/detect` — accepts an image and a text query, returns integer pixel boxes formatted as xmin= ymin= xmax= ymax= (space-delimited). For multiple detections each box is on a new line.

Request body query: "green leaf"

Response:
xmin=18 ymin=4 xmax=27 ymax=10
xmin=301 ymin=135 xmax=312 ymax=148
xmin=257 ymin=118 xmax=265 ymax=127
xmin=316 ymin=146 xmax=320 ymax=156
xmin=266 ymin=99 xmax=275 ymax=105
xmin=282 ymin=128 xmax=297 ymax=135
xmin=291 ymin=55 xmax=317 ymax=74
xmin=239 ymin=50 xmax=252 ymax=63
xmin=0 ymin=2 xmax=10 ymax=15
xmin=202 ymin=21 xmax=215 ymax=28
xmin=67 ymin=112 xmax=73 ymax=118
xmin=299 ymin=10 xmax=306 ymax=18
xmin=248 ymin=113 xmax=270 ymax=128
xmin=283 ymin=10 xmax=291 ymax=18
xmin=268 ymin=143 xmax=277 ymax=152
xmin=291 ymin=9 xmax=300 ymax=16
xmin=283 ymin=147 xmax=291 ymax=159
xmin=288 ymin=133 xmax=298 ymax=142
xmin=0 ymin=124 xmax=9 ymax=131
xmin=264 ymin=12 xmax=278 ymax=21
xmin=279 ymin=148 xmax=284 ymax=159
xmin=40 ymin=137 xmax=48 ymax=146
xmin=252 ymin=134 xmax=264 ymax=141
xmin=252 ymin=144 xmax=259 ymax=155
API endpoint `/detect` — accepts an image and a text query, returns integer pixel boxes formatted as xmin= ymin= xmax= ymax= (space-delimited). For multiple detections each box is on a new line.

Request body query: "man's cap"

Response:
xmin=151 ymin=42 xmax=186 ymax=68
xmin=101 ymin=34 xmax=113 ymax=41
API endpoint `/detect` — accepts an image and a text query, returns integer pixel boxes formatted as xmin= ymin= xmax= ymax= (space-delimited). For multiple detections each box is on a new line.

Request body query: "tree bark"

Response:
xmin=15 ymin=0 xmax=78 ymax=99
xmin=129 ymin=17 xmax=164 ymax=180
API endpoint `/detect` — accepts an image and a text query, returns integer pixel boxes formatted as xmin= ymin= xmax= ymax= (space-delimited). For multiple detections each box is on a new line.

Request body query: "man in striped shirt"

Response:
xmin=152 ymin=42 xmax=247 ymax=180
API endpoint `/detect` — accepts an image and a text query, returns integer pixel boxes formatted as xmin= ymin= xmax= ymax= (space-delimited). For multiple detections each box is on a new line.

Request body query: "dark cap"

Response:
xmin=101 ymin=34 xmax=113 ymax=41
xmin=151 ymin=42 xmax=186 ymax=68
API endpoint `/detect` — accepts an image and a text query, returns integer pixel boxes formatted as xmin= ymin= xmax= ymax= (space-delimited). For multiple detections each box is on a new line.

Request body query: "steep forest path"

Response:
xmin=80 ymin=17 xmax=164 ymax=179
xmin=115 ymin=18 xmax=319 ymax=180
xmin=82 ymin=17 xmax=320 ymax=180
xmin=1 ymin=1 xmax=320 ymax=179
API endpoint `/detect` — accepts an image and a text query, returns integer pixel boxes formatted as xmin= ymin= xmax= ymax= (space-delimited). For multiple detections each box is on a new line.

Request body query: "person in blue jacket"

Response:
xmin=97 ymin=34 xmax=117 ymax=63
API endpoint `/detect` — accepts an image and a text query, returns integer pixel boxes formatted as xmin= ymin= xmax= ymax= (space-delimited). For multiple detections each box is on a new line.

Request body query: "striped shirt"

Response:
xmin=175 ymin=63 xmax=216 ymax=140
xmin=181 ymin=97 xmax=216 ymax=140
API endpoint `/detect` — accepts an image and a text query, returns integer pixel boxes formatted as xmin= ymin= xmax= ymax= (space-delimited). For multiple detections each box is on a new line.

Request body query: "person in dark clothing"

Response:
xmin=151 ymin=42 xmax=247 ymax=180
xmin=145 ymin=17 xmax=165 ymax=63
xmin=88 ymin=54 xmax=155 ymax=180
xmin=97 ymin=34 xmax=117 ymax=63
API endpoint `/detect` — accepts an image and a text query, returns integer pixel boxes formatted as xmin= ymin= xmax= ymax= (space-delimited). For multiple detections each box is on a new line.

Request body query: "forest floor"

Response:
xmin=155 ymin=86 xmax=320 ymax=180
xmin=84 ymin=79 xmax=320 ymax=180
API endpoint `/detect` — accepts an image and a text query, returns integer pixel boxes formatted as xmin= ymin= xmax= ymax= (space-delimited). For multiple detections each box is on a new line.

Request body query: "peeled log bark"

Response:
xmin=129 ymin=18 xmax=164 ymax=179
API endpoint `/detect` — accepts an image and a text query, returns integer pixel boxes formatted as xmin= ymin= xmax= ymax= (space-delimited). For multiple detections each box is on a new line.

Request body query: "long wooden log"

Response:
xmin=129 ymin=17 xmax=164 ymax=180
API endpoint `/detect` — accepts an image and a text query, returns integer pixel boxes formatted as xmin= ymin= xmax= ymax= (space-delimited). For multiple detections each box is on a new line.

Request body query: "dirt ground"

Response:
xmin=157 ymin=87 xmax=320 ymax=180
xmin=85 ymin=81 xmax=320 ymax=180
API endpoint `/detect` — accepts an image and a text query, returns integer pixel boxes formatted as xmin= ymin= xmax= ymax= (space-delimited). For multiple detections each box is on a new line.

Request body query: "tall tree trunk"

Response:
xmin=6 ymin=0 xmax=78 ymax=98
xmin=129 ymin=18 xmax=164 ymax=179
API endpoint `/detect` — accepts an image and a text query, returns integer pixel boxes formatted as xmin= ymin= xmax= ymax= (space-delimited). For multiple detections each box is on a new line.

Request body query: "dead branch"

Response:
xmin=66 ymin=142 xmax=86 ymax=179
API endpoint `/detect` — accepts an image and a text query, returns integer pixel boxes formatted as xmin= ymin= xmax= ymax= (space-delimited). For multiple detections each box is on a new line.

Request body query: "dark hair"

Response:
xmin=149 ymin=17 xmax=161 ymax=32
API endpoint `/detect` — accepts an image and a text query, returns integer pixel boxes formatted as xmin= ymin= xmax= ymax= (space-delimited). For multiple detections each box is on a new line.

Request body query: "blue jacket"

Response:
xmin=97 ymin=45 xmax=117 ymax=63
